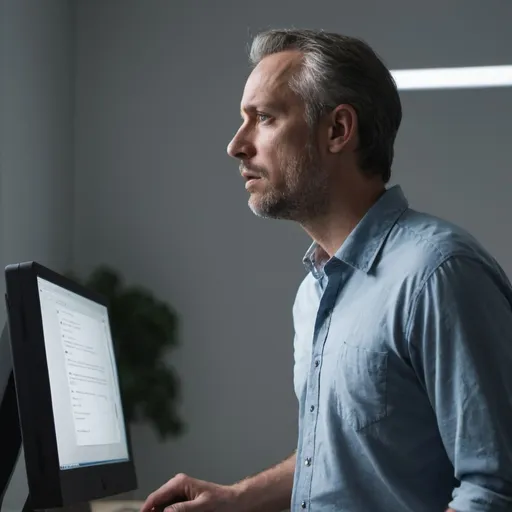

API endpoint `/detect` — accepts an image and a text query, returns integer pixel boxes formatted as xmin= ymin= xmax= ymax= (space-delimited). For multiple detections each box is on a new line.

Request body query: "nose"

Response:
xmin=227 ymin=129 xmax=256 ymax=160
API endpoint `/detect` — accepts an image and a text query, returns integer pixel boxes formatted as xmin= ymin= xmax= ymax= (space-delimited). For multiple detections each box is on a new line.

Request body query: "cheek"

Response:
xmin=257 ymin=127 xmax=308 ymax=179
xmin=257 ymin=137 xmax=283 ymax=174
xmin=259 ymin=132 xmax=279 ymax=158
xmin=265 ymin=133 xmax=295 ymax=161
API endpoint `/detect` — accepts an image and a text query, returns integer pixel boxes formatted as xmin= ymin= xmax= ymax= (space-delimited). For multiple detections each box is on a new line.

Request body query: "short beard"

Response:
xmin=249 ymin=140 xmax=331 ymax=222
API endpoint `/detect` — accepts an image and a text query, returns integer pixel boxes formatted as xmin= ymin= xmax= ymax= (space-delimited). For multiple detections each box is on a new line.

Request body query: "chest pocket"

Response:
xmin=335 ymin=342 xmax=388 ymax=431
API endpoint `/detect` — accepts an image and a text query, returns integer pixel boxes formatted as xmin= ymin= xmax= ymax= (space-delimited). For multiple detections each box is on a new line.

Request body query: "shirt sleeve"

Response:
xmin=406 ymin=255 xmax=512 ymax=511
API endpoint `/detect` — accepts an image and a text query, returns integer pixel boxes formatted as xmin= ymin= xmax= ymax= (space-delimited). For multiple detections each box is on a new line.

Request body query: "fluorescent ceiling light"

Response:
xmin=391 ymin=65 xmax=512 ymax=90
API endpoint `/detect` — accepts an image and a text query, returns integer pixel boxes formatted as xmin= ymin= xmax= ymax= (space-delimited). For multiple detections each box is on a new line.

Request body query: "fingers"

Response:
xmin=140 ymin=473 xmax=190 ymax=512
xmin=164 ymin=494 xmax=210 ymax=512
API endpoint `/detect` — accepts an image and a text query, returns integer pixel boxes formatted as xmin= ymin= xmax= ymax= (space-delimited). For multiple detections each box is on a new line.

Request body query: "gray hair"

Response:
xmin=249 ymin=29 xmax=402 ymax=183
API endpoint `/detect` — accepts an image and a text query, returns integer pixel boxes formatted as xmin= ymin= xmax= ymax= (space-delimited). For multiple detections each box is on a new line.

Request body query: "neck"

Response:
xmin=300 ymin=180 xmax=386 ymax=258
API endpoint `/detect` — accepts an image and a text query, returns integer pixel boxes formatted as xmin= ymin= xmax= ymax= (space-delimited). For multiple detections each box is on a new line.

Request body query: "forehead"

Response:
xmin=241 ymin=50 xmax=303 ymax=111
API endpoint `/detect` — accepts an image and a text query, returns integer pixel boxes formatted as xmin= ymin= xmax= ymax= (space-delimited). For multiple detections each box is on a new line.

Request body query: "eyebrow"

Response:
xmin=240 ymin=103 xmax=284 ymax=117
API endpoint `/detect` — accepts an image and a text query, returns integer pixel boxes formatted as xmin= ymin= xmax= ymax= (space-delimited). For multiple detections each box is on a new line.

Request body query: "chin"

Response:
xmin=248 ymin=197 xmax=266 ymax=218
xmin=247 ymin=196 xmax=270 ymax=218
xmin=248 ymin=196 xmax=295 ymax=221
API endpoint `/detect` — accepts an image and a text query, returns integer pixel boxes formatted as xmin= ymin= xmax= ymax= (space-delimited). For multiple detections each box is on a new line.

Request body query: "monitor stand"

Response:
xmin=0 ymin=325 xmax=89 ymax=512
xmin=0 ymin=323 xmax=32 ymax=511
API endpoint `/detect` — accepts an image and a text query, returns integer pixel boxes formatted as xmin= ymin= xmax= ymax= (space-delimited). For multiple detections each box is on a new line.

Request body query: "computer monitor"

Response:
xmin=1 ymin=261 xmax=137 ymax=510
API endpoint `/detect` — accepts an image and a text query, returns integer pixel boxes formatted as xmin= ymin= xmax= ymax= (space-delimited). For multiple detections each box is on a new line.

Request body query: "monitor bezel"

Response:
xmin=5 ymin=261 xmax=137 ymax=509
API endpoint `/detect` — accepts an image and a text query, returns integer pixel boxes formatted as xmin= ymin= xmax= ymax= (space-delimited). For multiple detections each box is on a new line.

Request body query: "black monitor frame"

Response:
xmin=3 ymin=261 xmax=137 ymax=510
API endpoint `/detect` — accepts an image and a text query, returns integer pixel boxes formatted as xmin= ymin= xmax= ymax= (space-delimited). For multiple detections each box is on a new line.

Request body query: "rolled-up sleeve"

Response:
xmin=406 ymin=255 xmax=512 ymax=511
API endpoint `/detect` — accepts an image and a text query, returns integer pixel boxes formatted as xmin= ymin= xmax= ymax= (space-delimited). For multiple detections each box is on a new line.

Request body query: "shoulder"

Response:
xmin=370 ymin=208 xmax=512 ymax=343
xmin=391 ymin=209 xmax=512 ymax=325
xmin=385 ymin=208 xmax=505 ymax=285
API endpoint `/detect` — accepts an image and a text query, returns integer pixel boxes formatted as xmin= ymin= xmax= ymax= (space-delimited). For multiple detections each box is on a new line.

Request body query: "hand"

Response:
xmin=140 ymin=473 xmax=242 ymax=512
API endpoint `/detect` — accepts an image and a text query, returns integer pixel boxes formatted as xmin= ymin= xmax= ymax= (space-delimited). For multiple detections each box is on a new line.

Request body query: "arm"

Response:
xmin=232 ymin=452 xmax=296 ymax=512
xmin=140 ymin=453 xmax=296 ymax=512
xmin=407 ymin=256 xmax=512 ymax=511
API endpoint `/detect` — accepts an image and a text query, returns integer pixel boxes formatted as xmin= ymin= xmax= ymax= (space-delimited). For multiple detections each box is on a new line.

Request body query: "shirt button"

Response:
xmin=305 ymin=457 xmax=312 ymax=466
xmin=301 ymin=501 xmax=307 ymax=509
xmin=310 ymin=405 xmax=315 ymax=412
xmin=314 ymin=360 xmax=319 ymax=367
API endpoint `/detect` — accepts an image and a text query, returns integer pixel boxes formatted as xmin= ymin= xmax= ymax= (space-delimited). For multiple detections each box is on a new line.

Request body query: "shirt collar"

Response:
xmin=303 ymin=185 xmax=409 ymax=279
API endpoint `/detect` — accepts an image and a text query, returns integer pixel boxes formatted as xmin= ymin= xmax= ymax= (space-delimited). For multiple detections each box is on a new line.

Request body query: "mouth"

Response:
xmin=241 ymin=170 xmax=262 ymax=181
xmin=241 ymin=172 xmax=262 ymax=192
xmin=241 ymin=170 xmax=263 ymax=190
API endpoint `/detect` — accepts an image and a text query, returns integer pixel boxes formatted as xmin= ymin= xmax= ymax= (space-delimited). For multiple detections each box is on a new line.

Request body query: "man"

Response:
xmin=141 ymin=29 xmax=512 ymax=512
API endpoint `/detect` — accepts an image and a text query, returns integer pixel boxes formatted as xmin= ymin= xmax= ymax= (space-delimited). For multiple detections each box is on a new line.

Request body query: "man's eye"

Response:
xmin=256 ymin=113 xmax=271 ymax=123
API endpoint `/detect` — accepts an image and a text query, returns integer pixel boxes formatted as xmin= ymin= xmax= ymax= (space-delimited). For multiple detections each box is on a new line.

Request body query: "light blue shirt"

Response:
xmin=291 ymin=185 xmax=512 ymax=511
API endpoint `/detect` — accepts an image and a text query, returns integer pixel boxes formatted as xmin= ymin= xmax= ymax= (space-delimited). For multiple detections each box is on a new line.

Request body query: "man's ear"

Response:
xmin=327 ymin=104 xmax=358 ymax=154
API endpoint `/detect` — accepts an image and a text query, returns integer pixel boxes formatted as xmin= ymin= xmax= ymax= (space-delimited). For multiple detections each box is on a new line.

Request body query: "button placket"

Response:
xmin=295 ymin=269 xmax=344 ymax=510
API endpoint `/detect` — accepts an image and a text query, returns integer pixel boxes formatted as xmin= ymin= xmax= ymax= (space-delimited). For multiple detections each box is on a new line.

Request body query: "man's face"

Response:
xmin=227 ymin=51 xmax=331 ymax=221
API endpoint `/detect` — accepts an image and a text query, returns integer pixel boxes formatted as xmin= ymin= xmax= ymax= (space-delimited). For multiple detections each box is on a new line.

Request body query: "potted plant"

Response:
xmin=69 ymin=265 xmax=184 ymax=441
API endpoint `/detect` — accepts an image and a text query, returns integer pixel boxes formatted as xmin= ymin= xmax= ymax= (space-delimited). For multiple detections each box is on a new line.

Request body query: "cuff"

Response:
xmin=450 ymin=481 xmax=512 ymax=512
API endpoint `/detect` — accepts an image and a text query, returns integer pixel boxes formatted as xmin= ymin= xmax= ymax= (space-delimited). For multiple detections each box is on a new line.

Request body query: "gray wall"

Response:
xmin=0 ymin=1 xmax=75 ymax=510
xmin=73 ymin=0 xmax=512 ymax=500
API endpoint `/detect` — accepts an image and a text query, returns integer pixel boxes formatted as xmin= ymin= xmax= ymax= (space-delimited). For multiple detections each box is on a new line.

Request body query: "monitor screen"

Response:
xmin=2 ymin=261 xmax=137 ymax=509
xmin=37 ymin=277 xmax=129 ymax=470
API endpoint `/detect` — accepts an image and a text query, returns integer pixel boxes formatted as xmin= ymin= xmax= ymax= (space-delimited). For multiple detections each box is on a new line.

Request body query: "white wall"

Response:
xmin=0 ymin=1 xmax=75 ymax=509
xmin=72 ymin=0 xmax=512 ymax=501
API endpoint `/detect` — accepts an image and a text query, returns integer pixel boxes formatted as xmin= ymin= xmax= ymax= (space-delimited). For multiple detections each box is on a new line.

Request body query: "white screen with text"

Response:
xmin=38 ymin=277 xmax=129 ymax=469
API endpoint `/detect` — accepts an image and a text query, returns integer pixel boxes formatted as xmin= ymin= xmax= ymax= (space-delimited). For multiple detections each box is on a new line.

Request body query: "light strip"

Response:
xmin=391 ymin=65 xmax=512 ymax=90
